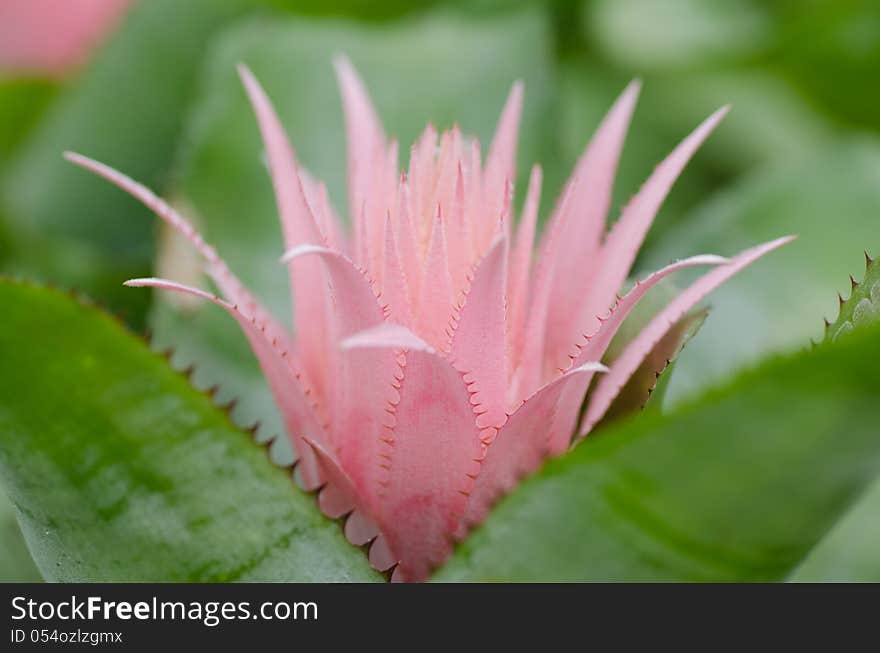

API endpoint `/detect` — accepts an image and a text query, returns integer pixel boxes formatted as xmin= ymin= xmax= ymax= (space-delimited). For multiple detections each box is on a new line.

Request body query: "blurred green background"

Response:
xmin=1 ymin=0 xmax=878 ymax=582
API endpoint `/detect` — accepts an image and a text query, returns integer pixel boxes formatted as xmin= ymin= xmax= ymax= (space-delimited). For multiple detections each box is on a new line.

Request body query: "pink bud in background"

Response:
xmin=0 ymin=0 xmax=131 ymax=77
xmin=66 ymin=58 xmax=792 ymax=581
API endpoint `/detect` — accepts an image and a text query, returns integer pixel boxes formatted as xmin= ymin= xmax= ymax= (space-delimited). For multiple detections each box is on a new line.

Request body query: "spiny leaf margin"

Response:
xmin=0 ymin=279 xmax=380 ymax=582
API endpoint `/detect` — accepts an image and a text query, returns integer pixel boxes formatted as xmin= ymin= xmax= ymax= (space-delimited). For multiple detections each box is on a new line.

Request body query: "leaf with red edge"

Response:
xmin=601 ymin=307 xmax=707 ymax=425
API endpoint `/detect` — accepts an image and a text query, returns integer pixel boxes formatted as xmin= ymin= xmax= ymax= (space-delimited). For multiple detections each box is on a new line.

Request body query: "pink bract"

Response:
xmin=65 ymin=58 xmax=792 ymax=581
xmin=0 ymin=0 xmax=131 ymax=76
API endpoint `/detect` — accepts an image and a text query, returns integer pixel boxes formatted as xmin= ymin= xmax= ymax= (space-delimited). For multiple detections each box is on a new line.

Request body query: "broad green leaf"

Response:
xmin=790 ymin=478 xmax=880 ymax=583
xmin=644 ymin=140 xmax=880 ymax=403
xmin=823 ymin=254 xmax=880 ymax=344
xmin=435 ymin=321 xmax=880 ymax=581
xmin=788 ymin=255 xmax=880 ymax=582
xmin=0 ymin=280 xmax=380 ymax=582
xmin=0 ymin=491 xmax=41 ymax=582
xmin=150 ymin=8 xmax=556 ymax=445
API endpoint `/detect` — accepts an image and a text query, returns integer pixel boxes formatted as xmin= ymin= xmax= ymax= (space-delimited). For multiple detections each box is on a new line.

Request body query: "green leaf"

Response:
xmin=787 ymin=254 xmax=880 ymax=582
xmin=435 ymin=321 xmax=880 ymax=581
xmin=790 ymin=478 xmax=880 ymax=583
xmin=0 ymin=280 xmax=380 ymax=582
xmin=643 ymin=140 xmax=880 ymax=403
xmin=823 ymin=253 xmax=880 ymax=344
xmin=0 ymin=79 xmax=57 ymax=171
xmin=150 ymin=7 xmax=556 ymax=444
xmin=0 ymin=491 xmax=41 ymax=582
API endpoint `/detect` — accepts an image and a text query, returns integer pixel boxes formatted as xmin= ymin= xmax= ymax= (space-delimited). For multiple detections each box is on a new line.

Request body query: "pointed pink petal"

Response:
xmin=301 ymin=436 xmax=357 ymax=519
xmin=543 ymin=254 xmax=728 ymax=453
xmin=483 ymin=82 xmax=523 ymax=246
xmin=512 ymin=180 xmax=577 ymax=402
xmin=417 ymin=208 xmax=454 ymax=350
xmin=354 ymin=201 xmax=370 ymax=271
xmin=281 ymin=245 xmax=385 ymax=339
xmin=578 ymin=107 xmax=730 ymax=342
xmin=449 ymin=237 xmax=509 ymax=430
xmin=345 ymin=509 xmax=380 ymax=547
xmin=238 ymin=66 xmax=331 ymax=402
xmin=65 ymin=151 xmax=327 ymax=409
xmin=408 ymin=124 xmax=438 ymax=244
xmin=432 ymin=127 xmax=461 ymax=215
xmin=444 ymin=162 xmax=470 ymax=294
xmin=508 ymin=164 xmax=542 ymax=368
xmin=346 ymin=327 xmax=484 ymax=582
xmin=461 ymin=138 xmax=482 ymax=262
xmin=578 ymin=236 xmax=795 ymax=437
xmin=381 ymin=215 xmax=413 ymax=326
xmin=334 ymin=55 xmax=386 ymax=229
xmin=299 ymin=171 xmax=348 ymax=254
xmin=462 ymin=361 xmax=607 ymax=529
xmin=358 ymin=141 xmax=396 ymax=281
xmin=65 ymin=153 xmax=290 ymax=353
xmin=486 ymin=82 xmax=523 ymax=185
xmin=539 ymin=81 xmax=641 ymax=368
xmin=124 ymin=277 xmax=221 ymax=303
xmin=395 ymin=178 xmax=422 ymax=303
xmin=563 ymin=80 xmax=640 ymax=250
xmin=498 ymin=176 xmax=514 ymax=243
xmin=124 ymin=278 xmax=327 ymax=488
xmin=568 ymin=254 xmax=729 ymax=371
xmin=301 ymin=435 xmax=380 ymax=550
xmin=64 ymin=152 xmax=218 ymax=263
xmin=282 ymin=245 xmax=400 ymax=517
xmin=238 ymin=65 xmax=325 ymax=250
xmin=369 ymin=533 xmax=397 ymax=571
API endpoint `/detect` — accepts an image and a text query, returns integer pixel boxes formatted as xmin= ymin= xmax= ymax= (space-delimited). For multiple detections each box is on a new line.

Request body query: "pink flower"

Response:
xmin=65 ymin=58 xmax=791 ymax=581
xmin=0 ymin=0 xmax=131 ymax=77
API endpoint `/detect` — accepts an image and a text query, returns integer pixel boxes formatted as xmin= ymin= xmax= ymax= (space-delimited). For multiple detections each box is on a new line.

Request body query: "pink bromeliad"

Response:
xmin=65 ymin=58 xmax=791 ymax=581
xmin=0 ymin=0 xmax=130 ymax=76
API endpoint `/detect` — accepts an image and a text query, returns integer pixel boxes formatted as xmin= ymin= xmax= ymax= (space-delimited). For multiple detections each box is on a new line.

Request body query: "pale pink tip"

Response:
xmin=340 ymin=323 xmax=434 ymax=353
xmin=279 ymin=243 xmax=335 ymax=264
xmin=64 ymin=150 xmax=103 ymax=171
xmin=122 ymin=278 xmax=226 ymax=306
xmin=569 ymin=361 xmax=610 ymax=375
xmin=680 ymin=254 xmax=730 ymax=266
